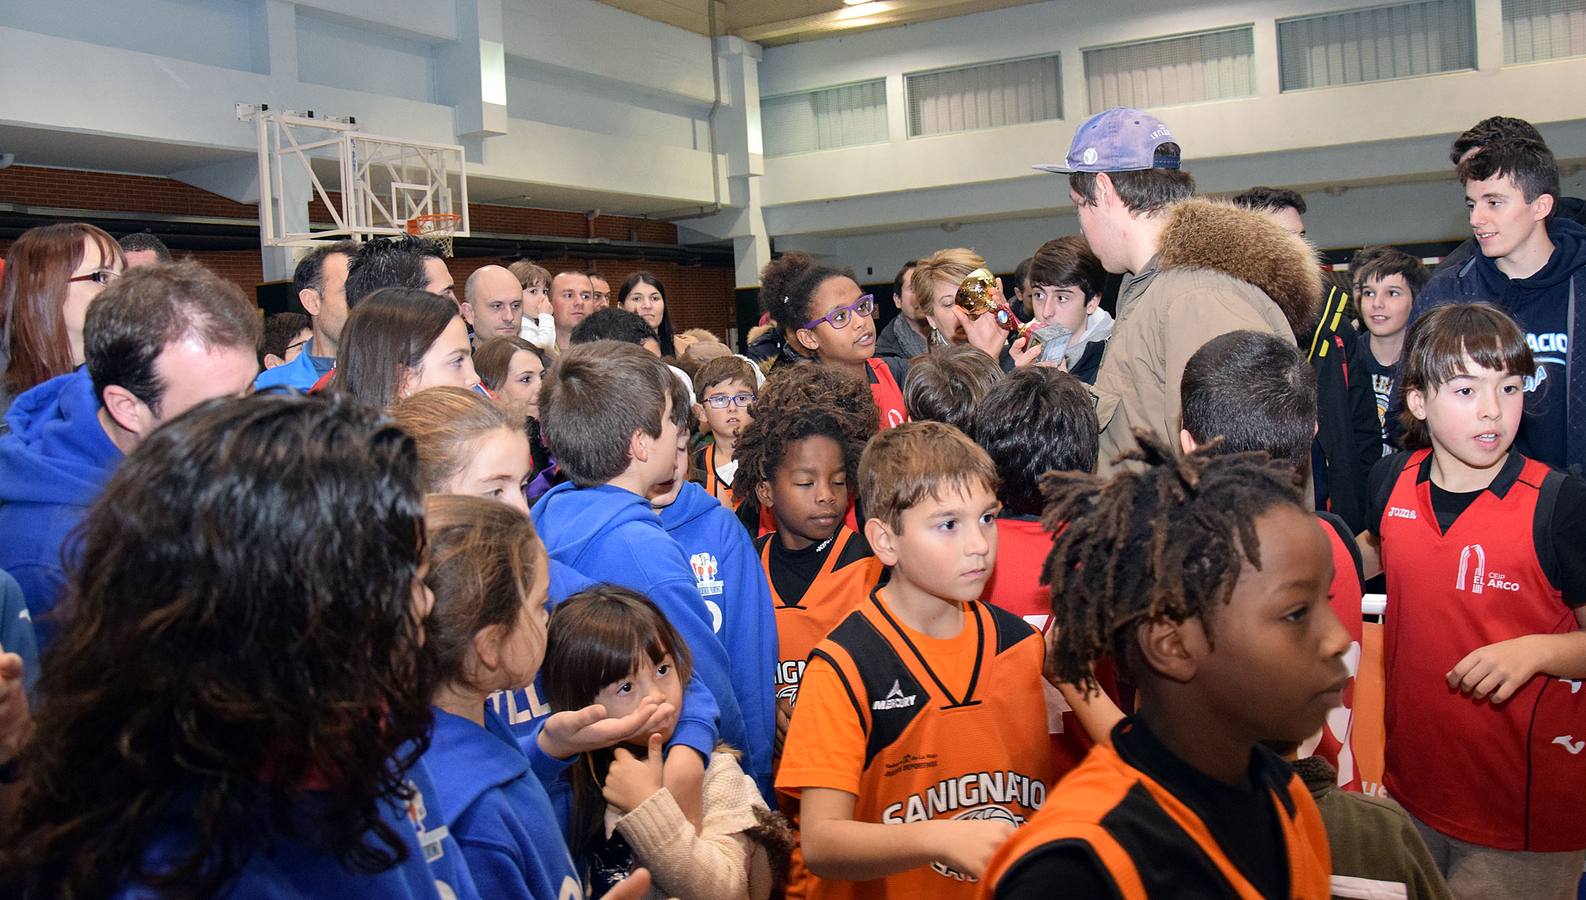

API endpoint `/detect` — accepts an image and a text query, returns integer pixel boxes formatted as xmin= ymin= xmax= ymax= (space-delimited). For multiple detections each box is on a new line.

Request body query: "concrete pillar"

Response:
xmin=446 ymin=0 xmax=509 ymax=139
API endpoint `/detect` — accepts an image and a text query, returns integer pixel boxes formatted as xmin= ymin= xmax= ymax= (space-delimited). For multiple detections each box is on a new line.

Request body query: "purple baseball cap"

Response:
xmin=1033 ymin=107 xmax=1181 ymax=174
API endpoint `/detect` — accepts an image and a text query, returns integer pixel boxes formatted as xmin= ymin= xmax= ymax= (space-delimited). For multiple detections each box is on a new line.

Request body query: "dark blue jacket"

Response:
xmin=0 ymin=369 xmax=122 ymax=648
xmin=532 ymin=482 xmax=743 ymax=762
xmin=425 ymin=707 xmax=582 ymax=900
xmin=1413 ymin=217 xmax=1586 ymax=474
xmin=111 ymin=753 xmax=477 ymax=898
xmin=659 ymin=481 xmax=778 ymax=800
xmin=0 ymin=569 xmax=38 ymax=698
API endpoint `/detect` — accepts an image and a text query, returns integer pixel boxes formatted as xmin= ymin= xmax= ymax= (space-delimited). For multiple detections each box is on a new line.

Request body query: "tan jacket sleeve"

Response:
xmin=614 ymin=751 xmax=773 ymax=900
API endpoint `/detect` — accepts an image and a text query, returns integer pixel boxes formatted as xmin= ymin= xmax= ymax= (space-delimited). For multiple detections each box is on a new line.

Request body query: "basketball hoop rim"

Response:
xmin=406 ymin=212 xmax=463 ymax=236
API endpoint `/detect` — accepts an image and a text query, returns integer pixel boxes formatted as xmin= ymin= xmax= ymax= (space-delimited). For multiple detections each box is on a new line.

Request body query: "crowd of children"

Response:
xmin=0 ymin=108 xmax=1582 ymax=900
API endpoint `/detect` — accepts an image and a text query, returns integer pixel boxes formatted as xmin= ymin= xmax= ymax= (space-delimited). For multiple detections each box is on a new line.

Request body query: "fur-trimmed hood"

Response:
xmin=1157 ymin=198 xmax=1324 ymax=343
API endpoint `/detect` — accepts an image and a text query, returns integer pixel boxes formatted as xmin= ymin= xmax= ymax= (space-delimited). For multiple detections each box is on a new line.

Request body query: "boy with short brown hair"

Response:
xmin=777 ymin=421 xmax=1053 ymax=899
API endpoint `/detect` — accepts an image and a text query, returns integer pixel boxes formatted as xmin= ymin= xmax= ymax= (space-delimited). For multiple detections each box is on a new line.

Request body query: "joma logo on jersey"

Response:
xmin=1387 ymin=506 xmax=1417 ymax=520
xmin=689 ymin=552 xmax=723 ymax=597
xmin=881 ymin=770 xmax=1045 ymax=824
xmin=873 ymin=679 xmax=917 ymax=711
xmin=1454 ymin=544 xmax=1520 ymax=594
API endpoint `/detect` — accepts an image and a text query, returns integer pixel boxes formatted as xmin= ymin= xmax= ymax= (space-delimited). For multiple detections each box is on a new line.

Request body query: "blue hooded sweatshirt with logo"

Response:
xmin=0 ymin=369 xmax=122 ymax=649
xmin=659 ymin=481 xmax=778 ymax=801
xmin=111 ymin=751 xmax=477 ymax=899
xmin=531 ymin=481 xmax=746 ymax=774
xmin=1415 ymin=216 xmax=1586 ymax=474
xmin=424 ymin=706 xmax=583 ymax=900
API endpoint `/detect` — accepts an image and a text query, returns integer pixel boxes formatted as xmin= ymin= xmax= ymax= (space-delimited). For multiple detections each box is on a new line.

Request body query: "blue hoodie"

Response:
xmin=532 ymin=482 xmax=745 ymax=767
xmin=659 ymin=481 xmax=777 ymax=801
xmin=253 ymin=337 xmax=336 ymax=393
xmin=1414 ymin=217 xmax=1586 ymax=474
xmin=425 ymin=706 xmax=582 ymax=900
xmin=0 ymin=369 xmax=122 ymax=648
xmin=111 ymin=754 xmax=477 ymax=899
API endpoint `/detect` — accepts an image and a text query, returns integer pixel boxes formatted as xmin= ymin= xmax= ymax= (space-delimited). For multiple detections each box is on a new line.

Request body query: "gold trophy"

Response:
xmin=953 ymin=268 xmax=1072 ymax=356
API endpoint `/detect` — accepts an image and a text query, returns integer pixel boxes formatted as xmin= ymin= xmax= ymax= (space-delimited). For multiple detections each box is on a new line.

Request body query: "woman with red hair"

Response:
xmin=2 ymin=223 xmax=125 ymax=413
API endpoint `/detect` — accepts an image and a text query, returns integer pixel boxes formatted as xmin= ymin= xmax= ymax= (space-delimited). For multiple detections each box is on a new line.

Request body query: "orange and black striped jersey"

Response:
xmin=778 ymin=591 xmax=1053 ymax=900
xmin=758 ymin=528 xmax=883 ymax=707
xmin=982 ymin=719 xmax=1332 ymax=900
xmin=692 ymin=442 xmax=737 ymax=507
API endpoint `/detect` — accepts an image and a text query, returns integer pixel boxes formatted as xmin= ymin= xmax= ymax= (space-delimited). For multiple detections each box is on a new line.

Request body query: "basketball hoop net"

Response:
xmin=407 ymin=213 xmax=464 ymax=257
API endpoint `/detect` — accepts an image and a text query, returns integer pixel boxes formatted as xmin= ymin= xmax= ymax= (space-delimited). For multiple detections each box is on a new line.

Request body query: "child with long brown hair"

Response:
xmin=543 ymin=586 xmax=791 ymax=900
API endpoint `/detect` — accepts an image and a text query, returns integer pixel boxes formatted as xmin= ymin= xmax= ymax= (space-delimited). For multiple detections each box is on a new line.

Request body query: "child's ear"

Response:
xmin=1405 ymin=387 xmax=1429 ymax=423
xmin=628 ymin=427 xmax=650 ymax=463
xmin=796 ymin=327 xmax=820 ymax=353
xmin=1178 ymin=429 xmax=1198 ymax=456
xmin=473 ymin=624 xmax=506 ymax=674
xmin=1136 ymin=618 xmax=1200 ymax=683
xmin=1085 ymin=294 xmax=1101 ymax=314
xmin=755 ymin=480 xmax=774 ymax=510
xmin=692 ymin=402 xmax=706 ymax=423
xmin=865 ymin=518 xmax=900 ymax=567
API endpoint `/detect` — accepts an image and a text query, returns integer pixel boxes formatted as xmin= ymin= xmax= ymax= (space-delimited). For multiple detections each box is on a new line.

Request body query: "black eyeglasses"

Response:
xmin=801 ymin=294 xmax=875 ymax=331
xmin=66 ymin=269 xmax=120 ymax=286
xmin=704 ymin=392 xmax=755 ymax=409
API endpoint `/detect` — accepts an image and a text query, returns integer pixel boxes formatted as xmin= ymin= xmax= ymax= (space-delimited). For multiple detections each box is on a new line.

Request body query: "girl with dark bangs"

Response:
xmin=543 ymin=586 xmax=790 ymax=900
xmin=1362 ymin=302 xmax=1586 ymax=899
xmin=0 ymin=394 xmax=471 ymax=899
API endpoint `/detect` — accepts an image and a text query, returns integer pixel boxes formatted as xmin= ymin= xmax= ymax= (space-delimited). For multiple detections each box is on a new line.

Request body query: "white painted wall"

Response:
xmin=0 ymin=0 xmax=723 ymax=211
xmin=757 ymin=0 xmax=1586 ymax=272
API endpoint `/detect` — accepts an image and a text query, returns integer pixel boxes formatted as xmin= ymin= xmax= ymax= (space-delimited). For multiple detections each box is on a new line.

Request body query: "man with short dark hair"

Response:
xmin=255 ymin=241 xmax=356 ymax=391
xmin=875 ymin=260 xmax=929 ymax=360
xmin=588 ymin=271 xmax=612 ymax=310
xmin=1413 ymin=137 xmax=1586 ymax=473
xmin=0 ymin=261 xmax=261 ymax=647
xmin=1438 ymin=117 xmax=1586 ymax=274
xmin=1036 ymin=107 xmax=1320 ymax=472
xmin=549 ymin=270 xmax=594 ymax=351
xmin=116 ymin=232 xmax=172 ymax=269
xmin=343 ymin=236 xmax=454 ymax=308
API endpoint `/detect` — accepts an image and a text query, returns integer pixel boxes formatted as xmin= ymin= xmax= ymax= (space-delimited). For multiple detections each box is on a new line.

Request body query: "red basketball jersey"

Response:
xmin=1379 ymin=449 xmax=1585 ymax=851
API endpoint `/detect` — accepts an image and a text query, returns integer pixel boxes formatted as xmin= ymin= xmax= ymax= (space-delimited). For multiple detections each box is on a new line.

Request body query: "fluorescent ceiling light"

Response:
xmin=838 ymin=1 xmax=892 ymax=17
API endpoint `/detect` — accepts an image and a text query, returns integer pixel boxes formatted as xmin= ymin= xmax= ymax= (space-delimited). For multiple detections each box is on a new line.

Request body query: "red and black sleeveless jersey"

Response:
xmin=866 ymin=357 xmax=907 ymax=430
xmin=981 ymin=723 xmax=1331 ymax=900
xmin=1376 ymin=448 xmax=1585 ymax=851
xmin=692 ymin=442 xmax=737 ymax=507
xmin=759 ymin=528 xmax=884 ymax=707
xmin=1307 ymin=512 xmax=1364 ymax=792
xmin=797 ymin=593 xmax=1053 ymax=900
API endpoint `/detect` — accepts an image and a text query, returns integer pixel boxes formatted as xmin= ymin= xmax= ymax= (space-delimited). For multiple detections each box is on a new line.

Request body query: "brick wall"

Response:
xmin=2 ymin=166 xmax=735 ymax=336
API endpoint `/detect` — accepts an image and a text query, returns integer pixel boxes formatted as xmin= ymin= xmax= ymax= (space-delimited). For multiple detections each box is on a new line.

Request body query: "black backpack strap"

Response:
xmin=1533 ymin=468 xmax=1566 ymax=592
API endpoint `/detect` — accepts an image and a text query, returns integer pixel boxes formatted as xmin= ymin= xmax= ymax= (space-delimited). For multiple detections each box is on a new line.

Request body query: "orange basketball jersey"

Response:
xmin=759 ymin=528 xmax=883 ymax=707
xmin=781 ymin=592 xmax=1053 ymax=900
xmin=982 ymin=725 xmax=1332 ymax=900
